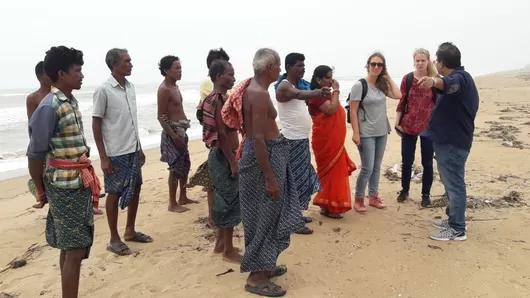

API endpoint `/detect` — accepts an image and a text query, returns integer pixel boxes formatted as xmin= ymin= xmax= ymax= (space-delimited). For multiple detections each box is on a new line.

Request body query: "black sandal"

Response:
xmin=320 ymin=211 xmax=343 ymax=219
xmin=295 ymin=226 xmax=314 ymax=235
xmin=245 ymin=279 xmax=287 ymax=297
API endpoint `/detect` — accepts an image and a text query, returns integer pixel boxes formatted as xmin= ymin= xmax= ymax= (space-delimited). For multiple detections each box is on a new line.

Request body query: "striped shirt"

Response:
xmin=201 ymin=92 xmax=226 ymax=148
xmin=27 ymin=88 xmax=90 ymax=189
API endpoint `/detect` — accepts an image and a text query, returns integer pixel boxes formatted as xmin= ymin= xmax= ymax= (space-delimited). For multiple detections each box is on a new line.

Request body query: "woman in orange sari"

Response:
xmin=308 ymin=65 xmax=357 ymax=219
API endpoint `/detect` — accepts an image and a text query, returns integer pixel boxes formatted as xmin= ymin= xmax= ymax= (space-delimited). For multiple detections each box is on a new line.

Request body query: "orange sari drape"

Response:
xmin=311 ymin=104 xmax=356 ymax=214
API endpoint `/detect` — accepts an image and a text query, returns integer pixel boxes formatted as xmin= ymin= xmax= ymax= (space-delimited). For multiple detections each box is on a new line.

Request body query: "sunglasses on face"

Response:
xmin=370 ymin=62 xmax=384 ymax=68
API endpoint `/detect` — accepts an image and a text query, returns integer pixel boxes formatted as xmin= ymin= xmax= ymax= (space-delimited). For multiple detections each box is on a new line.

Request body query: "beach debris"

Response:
xmin=351 ymin=243 xmax=360 ymax=249
xmin=428 ymin=245 xmax=443 ymax=251
xmin=384 ymin=163 xmax=424 ymax=182
xmin=0 ymin=243 xmax=48 ymax=274
xmin=479 ymin=120 xmax=528 ymax=149
xmin=332 ymin=227 xmax=341 ymax=233
xmin=318 ymin=220 xmax=323 ymax=226
xmin=426 ymin=191 xmax=525 ymax=209
xmin=216 ymin=268 xmax=234 ymax=277
xmin=193 ymin=216 xmax=208 ymax=225
xmin=0 ymin=293 xmax=19 ymax=298
xmin=500 ymin=107 xmax=514 ymax=113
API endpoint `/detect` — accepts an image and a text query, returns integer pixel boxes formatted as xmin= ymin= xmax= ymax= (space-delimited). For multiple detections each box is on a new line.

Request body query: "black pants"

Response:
xmin=401 ymin=133 xmax=434 ymax=195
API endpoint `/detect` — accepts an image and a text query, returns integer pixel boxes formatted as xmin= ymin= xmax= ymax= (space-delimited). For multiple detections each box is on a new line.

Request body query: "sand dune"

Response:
xmin=1 ymin=70 xmax=530 ymax=297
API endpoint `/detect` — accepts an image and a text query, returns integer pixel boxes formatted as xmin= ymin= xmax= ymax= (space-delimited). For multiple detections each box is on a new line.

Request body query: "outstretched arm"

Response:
xmin=276 ymin=81 xmax=319 ymax=102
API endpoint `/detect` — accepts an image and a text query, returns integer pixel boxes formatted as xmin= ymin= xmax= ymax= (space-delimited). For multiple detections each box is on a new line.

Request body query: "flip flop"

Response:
xmin=106 ymin=242 xmax=133 ymax=256
xmin=302 ymin=216 xmax=313 ymax=223
xmin=320 ymin=211 xmax=343 ymax=219
xmin=245 ymin=279 xmax=286 ymax=297
xmin=295 ymin=226 xmax=313 ymax=235
xmin=267 ymin=265 xmax=287 ymax=278
xmin=124 ymin=232 xmax=153 ymax=243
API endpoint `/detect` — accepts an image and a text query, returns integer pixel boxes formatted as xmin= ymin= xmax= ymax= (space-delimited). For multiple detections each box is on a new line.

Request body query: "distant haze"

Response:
xmin=0 ymin=0 xmax=529 ymax=90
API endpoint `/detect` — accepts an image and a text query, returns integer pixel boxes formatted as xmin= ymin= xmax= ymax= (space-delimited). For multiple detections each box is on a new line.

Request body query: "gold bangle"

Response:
xmin=333 ymin=90 xmax=340 ymax=94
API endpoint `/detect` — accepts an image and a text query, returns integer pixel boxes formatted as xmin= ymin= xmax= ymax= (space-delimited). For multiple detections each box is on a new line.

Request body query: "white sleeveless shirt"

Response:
xmin=277 ymin=80 xmax=313 ymax=140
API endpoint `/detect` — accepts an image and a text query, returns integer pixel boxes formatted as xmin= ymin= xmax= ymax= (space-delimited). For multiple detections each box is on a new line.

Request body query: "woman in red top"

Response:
xmin=395 ymin=48 xmax=438 ymax=207
xmin=307 ymin=65 xmax=357 ymax=219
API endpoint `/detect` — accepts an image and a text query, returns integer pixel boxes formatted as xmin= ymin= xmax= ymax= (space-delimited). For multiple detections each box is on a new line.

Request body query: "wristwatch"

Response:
xmin=431 ymin=77 xmax=436 ymax=87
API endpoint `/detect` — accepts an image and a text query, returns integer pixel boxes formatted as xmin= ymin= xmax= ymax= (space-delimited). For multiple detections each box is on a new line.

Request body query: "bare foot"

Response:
xmin=223 ymin=249 xmax=243 ymax=263
xmin=168 ymin=204 xmax=189 ymax=213
xmin=32 ymin=202 xmax=45 ymax=209
xmin=178 ymin=197 xmax=200 ymax=205
xmin=93 ymin=208 xmax=104 ymax=215
xmin=207 ymin=216 xmax=216 ymax=229
xmin=214 ymin=246 xmax=242 ymax=254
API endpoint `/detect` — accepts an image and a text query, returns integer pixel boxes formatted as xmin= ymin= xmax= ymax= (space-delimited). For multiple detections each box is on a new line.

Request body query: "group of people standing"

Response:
xmin=23 ymin=41 xmax=478 ymax=297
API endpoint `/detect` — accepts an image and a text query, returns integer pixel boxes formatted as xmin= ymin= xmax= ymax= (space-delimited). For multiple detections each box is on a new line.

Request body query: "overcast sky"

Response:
xmin=0 ymin=0 xmax=529 ymax=90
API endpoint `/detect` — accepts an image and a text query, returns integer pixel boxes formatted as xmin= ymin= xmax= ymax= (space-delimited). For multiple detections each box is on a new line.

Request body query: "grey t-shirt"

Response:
xmin=349 ymin=80 xmax=391 ymax=138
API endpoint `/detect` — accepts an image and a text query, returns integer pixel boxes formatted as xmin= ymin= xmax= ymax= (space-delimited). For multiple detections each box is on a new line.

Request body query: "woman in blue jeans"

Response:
xmin=349 ymin=52 xmax=402 ymax=213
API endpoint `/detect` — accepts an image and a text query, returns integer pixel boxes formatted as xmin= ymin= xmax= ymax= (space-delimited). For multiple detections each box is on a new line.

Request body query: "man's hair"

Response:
xmin=158 ymin=55 xmax=180 ymax=77
xmin=105 ymin=48 xmax=128 ymax=70
xmin=285 ymin=52 xmax=305 ymax=69
xmin=43 ymin=46 xmax=84 ymax=83
xmin=252 ymin=48 xmax=280 ymax=74
xmin=206 ymin=48 xmax=230 ymax=69
xmin=436 ymin=42 xmax=461 ymax=69
xmin=209 ymin=60 xmax=232 ymax=83
xmin=35 ymin=61 xmax=45 ymax=77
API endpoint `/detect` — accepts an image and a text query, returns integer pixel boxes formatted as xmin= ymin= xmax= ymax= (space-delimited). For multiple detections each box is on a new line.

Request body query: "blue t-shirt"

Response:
xmin=422 ymin=66 xmax=479 ymax=152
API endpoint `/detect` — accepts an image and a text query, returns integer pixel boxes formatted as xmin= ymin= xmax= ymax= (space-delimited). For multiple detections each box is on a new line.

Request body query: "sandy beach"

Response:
xmin=1 ymin=70 xmax=530 ymax=298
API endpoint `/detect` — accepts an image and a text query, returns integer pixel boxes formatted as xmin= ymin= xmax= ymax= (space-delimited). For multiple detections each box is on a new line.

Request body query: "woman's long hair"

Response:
xmin=366 ymin=52 xmax=389 ymax=94
xmin=310 ymin=65 xmax=332 ymax=90
xmin=413 ymin=48 xmax=438 ymax=77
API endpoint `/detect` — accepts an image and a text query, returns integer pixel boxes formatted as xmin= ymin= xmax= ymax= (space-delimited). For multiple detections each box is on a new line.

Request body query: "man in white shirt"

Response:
xmin=275 ymin=52 xmax=329 ymax=235
xmin=92 ymin=48 xmax=152 ymax=256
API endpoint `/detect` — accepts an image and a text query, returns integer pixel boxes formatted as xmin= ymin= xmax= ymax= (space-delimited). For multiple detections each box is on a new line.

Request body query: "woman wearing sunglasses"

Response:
xmin=349 ymin=52 xmax=401 ymax=213
xmin=395 ymin=48 xmax=438 ymax=207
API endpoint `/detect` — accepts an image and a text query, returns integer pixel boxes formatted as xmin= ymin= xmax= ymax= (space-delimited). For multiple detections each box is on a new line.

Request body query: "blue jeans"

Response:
xmin=355 ymin=135 xmax=388 ymax=198
xmin=434 ymin=142 xmax=469 ymax=232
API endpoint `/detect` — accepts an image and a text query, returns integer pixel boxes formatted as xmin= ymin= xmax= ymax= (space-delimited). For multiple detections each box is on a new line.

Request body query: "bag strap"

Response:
xmin=404 ymin=72 xmax=414 ymax=109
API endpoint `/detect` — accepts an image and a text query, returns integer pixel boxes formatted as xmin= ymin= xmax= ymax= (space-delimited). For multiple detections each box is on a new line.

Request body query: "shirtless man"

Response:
xmin=233 ymin=48 xmax=302 ymax=297
xmin=157 ymin=55 xmax=198 ymax=213
xmin=26 ymin=61 xmax=52 ymax=119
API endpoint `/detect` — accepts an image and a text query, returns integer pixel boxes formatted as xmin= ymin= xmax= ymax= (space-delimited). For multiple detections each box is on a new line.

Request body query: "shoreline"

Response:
xmin=2 ymin=71 xmax=530 ymax=297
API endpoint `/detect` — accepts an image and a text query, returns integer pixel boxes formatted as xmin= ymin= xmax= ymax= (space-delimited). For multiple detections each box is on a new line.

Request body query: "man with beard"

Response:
xmin=92 ymin=48 xmax=152 ymax=256
xmin=275 ymin=52 xmax=329 ymax=234
xmin=221 ymin=48 xmax=301 ymax=297
xmin=158 ymin=55 xmax=198 ymax=213
xmin=199 ymin=59 xmax=242 ymax=263
xmin=27 ymin=45 xmax=100 ymax=298
xmin=418 ymin=42 xmax=479 ymax=241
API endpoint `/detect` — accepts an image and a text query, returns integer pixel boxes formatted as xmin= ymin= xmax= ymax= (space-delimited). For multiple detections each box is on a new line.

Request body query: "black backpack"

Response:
xmin=398 ymin=72 xmax=437 ymax=124
xmin=345 ymin=78 xmax=368 ymax=124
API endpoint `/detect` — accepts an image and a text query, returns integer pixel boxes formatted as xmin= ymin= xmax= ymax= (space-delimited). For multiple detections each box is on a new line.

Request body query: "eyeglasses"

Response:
xmin=370 ymin=62 xmax=384 ymax=68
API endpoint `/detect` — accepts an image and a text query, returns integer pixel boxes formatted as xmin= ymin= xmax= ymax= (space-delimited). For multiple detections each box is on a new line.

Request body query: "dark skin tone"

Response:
xmin=26 ymin=74 xmax=52 ymax=120
xmin=28 ymin=63 xmax=87 ymax=298
xmin=27 ymin=74 xmax=52 ymax=209
xmin=92 ymin=51 xmax=151 ymax=256
xmin=243 ymin=59 xmax=288 ymax=294
xmin=276 ymin=60 xmax=331 ymax=233
xmin=157 ymin=60 xmax=198 ymax=213
xmin=206 ymin=64 xmax=243 ymax=263
xmin=314 ymin=71 xmax=344 ymax=218
xmin=276 ymin=60 xmax=331 ymax=102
